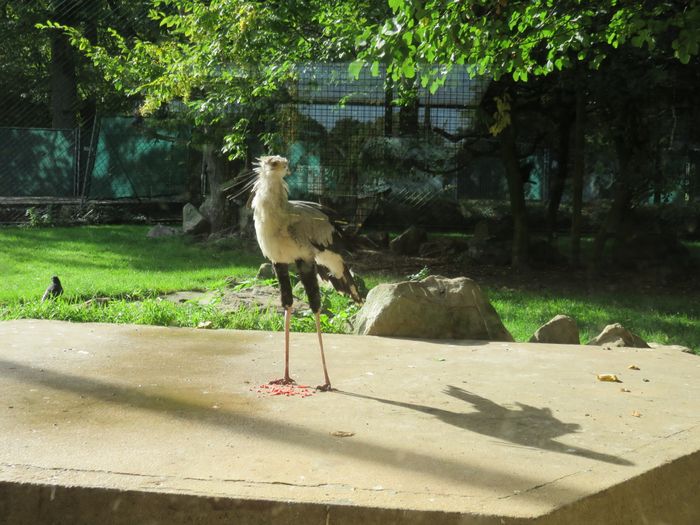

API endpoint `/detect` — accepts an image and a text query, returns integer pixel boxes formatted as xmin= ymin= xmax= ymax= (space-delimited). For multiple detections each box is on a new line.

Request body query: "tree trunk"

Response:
xmin=571 ymin=84 xmax=585 ymax=266
xmin=499 ymin=123 xmax=529 ymax=270
xmin=589 ymin=137 xmax=633 ymax=275
xmin=547 ymin=111 xmax=572 ymax=241
xmin=200 ymin=144 xmax=235 ymax=233
xmin=653 ymin=146 xmax=663 ymax=204
xmin=398 ymin=98 xmax=419 ymax=136
xmin=49 ymin=31 xmax=77 ymax=129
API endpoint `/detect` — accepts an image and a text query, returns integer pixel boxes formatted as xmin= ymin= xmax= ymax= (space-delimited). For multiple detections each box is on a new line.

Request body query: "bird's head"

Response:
xmin=51 ymin=275 xmax=61 ymax=284
xmin=256 ymin=155 xmax=289 ymax=178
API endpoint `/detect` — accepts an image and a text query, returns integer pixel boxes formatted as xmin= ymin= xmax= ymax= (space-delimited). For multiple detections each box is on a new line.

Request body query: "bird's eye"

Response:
xmin=270 ymin=160 xmax=279 ymax=167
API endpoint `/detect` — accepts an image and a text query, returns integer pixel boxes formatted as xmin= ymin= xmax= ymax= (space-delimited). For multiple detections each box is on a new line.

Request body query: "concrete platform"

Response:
xmin=0 ymin=319 xmax=699 ymax=524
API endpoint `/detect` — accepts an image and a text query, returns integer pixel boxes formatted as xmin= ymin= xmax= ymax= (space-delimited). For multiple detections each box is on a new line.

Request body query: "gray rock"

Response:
xmin=146 ymin=224 xmax=180 ymax=238
xmin=472 ymin=219 xmax=509 ymax=242
xmin=467 ymin=238 xmax=511 ymax=266
xmin=354 ymin=275 xmax=513 ymax=341
xmin=390 ymin=226 xmax=427 ymax=255
xmin=256 ymin=263 xmax=276 ymax=280
xmin=529 ymin=315 xmax=580 ymax=345
xmin=418 ymin=238 xmax=468 ymax=258
xmin=473 ymin=220 xmax=494 ymax=242
xmin=587 ymin=323 xmax=649 ymax=348
xmin=182 ymin=203 xmax=210 ymax=235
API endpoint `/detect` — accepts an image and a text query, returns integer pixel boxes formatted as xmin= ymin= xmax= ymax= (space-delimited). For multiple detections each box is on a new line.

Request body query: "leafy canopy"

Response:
xmin=352 ymin=0 xmax=700 ymax=90
xmin=40 ymin=0 xmax=373 ymax=156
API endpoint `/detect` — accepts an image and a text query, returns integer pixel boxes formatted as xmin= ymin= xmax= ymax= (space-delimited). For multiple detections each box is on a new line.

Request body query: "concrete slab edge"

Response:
xmin=1 ymin=450 xmax=699 ymax=525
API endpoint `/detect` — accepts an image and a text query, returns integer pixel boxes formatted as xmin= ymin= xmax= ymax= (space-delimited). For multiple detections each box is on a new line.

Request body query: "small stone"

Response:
xmin=182 ymin=203 xmax=210 ymax=235
xmin=256 ymin=263 xmax=276 ymax=280
xmin=529 ymin=315 xmax=580 ymax=345
xmin=587 ymin=323 xmax=649 ymax=348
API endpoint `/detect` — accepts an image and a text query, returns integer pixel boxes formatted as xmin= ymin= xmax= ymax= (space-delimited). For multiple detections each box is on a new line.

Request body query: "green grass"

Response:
xmin=488 ymin=288 xmax=700 ymax=351
xmin=0 ymin=225 xmax=263 ymax=302
xmin=0 ymin=225 xmax=353 ymax=334
xmin=1 ymin=225 xmax=698 ymax=353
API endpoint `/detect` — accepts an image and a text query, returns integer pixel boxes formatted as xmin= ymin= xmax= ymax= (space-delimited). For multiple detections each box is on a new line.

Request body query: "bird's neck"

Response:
xmin=253 ymin=176 xmax=289 ymax=210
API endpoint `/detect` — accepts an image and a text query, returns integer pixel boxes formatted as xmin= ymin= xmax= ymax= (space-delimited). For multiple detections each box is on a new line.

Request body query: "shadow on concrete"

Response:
xmin=339 ymin=386 xmax=633 ymax=466
xmin=1 ymin=358 xmax=589 ymax=505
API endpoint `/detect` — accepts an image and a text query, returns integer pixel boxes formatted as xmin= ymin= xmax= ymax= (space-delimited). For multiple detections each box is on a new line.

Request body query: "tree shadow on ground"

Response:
xmin=339 ymin=385 xmax=633 ymax=466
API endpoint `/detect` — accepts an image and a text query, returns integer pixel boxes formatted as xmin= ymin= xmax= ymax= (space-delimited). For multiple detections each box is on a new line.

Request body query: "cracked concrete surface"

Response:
xmin=0 ymin=319 xmax=699 ymax=524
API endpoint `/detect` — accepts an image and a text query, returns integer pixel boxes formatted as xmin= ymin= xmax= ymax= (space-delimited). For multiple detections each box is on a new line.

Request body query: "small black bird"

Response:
xmin=41 ymin=276 xmax=63 ymax=302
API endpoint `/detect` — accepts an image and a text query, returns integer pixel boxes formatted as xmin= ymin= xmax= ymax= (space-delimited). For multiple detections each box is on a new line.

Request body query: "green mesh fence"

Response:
xmin=86 ymin=117 xmax=190 ymax=199
xmin=0 ymin=127 xmax=76 ymax=197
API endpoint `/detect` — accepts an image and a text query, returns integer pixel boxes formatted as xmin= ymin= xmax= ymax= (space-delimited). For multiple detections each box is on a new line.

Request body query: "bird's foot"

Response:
xmin=315 ymin=383 xmax=334 ymax=392
xmin=269 ymin=377 xmax=296 ymax=386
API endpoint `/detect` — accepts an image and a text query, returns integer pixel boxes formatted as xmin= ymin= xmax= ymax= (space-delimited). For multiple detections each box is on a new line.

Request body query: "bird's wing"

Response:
xmin=287 ymin=201 xmax=336 ymax=249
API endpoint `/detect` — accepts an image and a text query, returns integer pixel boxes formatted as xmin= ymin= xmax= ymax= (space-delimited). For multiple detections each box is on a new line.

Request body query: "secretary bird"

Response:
xmin=250 ymin=155 xmax=362 ymax=391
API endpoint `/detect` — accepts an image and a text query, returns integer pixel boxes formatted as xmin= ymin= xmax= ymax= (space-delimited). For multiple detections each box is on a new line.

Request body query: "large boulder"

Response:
xmin=354 ymin=275 xmax=513 ymax=341
xmin=390 ymin=226 xmax=427 ymax=255
xmin=587 ymin=323 xmax=649 ymax=348
xmin=182 ymin=203 xmax=210 ymax=235
xmin=529 ymin=315 xmax=580 ymax=345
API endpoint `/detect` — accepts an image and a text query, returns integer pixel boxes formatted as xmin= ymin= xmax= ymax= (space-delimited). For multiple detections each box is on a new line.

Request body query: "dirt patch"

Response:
xmin=160 ymin=285 xmax=310 ymax=314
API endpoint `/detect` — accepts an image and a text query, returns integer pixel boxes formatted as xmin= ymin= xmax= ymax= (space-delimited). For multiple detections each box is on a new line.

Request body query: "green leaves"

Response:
xmin=348 ymin=59 xmax=364 ymax=79
xmin=356 ymin=0 xmax=700 ymax=90
xmin=401 ymin=58 xmax=415 ymax=78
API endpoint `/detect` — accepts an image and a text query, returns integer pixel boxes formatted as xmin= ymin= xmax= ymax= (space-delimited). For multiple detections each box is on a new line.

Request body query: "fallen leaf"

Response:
xmin=330 ymin=431 xmax=355 ymax=438
xmin=597 ymin=374 xmax=622 ymax=383
xmin=620 ymin=388 xmax=631 ymax=393
xmin=628 ymin=365 xmax=640 ymax=370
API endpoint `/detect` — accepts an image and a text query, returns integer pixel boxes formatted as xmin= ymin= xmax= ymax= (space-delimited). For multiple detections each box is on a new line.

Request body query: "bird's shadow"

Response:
xmin=338 ymin=385 xmax=633 ymax=466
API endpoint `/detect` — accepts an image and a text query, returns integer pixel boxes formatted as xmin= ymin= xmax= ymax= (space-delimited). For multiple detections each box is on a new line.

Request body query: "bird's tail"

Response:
xmin=317 ymin=264 xmax=363 ymax=304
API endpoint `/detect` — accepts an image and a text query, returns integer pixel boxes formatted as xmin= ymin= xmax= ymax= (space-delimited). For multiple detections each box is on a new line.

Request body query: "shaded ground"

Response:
xmin=345 ymin=247 xmax=700 ymax=299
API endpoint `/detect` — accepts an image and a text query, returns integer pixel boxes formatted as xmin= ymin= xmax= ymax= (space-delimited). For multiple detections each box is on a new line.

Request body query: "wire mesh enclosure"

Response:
xmin=84 ymin=117 xmax=190 ymax=200
xmin=0 ymin=127 xmax=78 ymax=198
xmin=276 ymin=63 xmax=496 ymax=228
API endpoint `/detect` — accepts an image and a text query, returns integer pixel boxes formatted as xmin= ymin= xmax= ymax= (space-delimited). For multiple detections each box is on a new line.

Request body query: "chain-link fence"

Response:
xmin=84 ymin=117 xmax=190 ymax=200
xmin=274 ymin=63 xmax=563 ymax=229
xmin=0 ymin=127 xmax=78 ymax=198
xmin=1 ymin=57 xmax=698 ymax=229
xmin=0 ymin=116 xmax=191 ymax=223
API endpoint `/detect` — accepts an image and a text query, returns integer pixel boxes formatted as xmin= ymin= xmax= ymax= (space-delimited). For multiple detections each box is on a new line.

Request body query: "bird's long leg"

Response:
xmin=270 ymin=263 xmax=295 ymax=385
xmin=315 ymin=311 xmax=332 ymax=391
xmin=297 ymin=259 xmax=332 ymax=391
